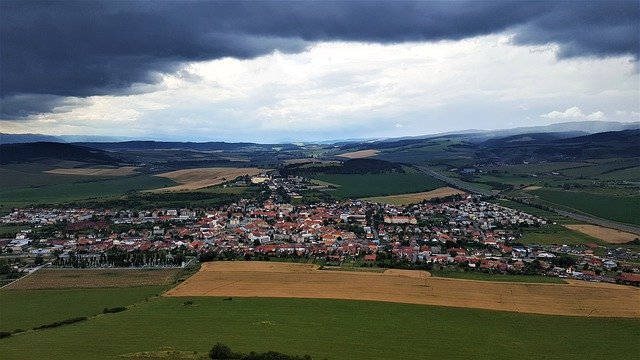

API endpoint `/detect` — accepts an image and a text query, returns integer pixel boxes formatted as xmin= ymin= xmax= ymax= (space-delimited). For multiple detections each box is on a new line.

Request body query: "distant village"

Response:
xmin=2 ymin=174 xmax=639 ymax=287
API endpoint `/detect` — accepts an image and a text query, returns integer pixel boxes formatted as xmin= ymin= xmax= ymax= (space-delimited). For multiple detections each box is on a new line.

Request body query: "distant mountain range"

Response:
xmin=1 ymin=120 xmax=637 ymax=146
xmin=0 ymin=142 xmax=121 ymax=165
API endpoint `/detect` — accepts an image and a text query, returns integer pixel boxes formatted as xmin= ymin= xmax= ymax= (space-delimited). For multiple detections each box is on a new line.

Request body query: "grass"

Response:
xmin=0 ymin=286 xmax=164 ymax=332
xmin=530 ymin=188 xmax=640 ymax=226
xmin=0 ymin=295 xmax=637 ymax=360
xmin=313 ymin=173 xmax=445 ymax=198
xmin=518 ymin=225 xmax=605 ymax=246
xmin=430 ymin=269 xmax=566 ymax=283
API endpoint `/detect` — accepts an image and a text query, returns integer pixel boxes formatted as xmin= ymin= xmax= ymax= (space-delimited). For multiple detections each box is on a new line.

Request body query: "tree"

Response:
xmin=34 ymin=256 xmax=44 ymax=266
xmin=209 ymin=342 xmax=233 ymax=359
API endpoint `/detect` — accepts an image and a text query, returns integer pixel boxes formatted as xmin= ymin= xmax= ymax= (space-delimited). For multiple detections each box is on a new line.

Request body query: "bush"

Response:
xmin=209 ymin=342 xmax=235 ymax=359
xmin=0 ymin=331 xmax=11 ymax=339
xmin=33 ymin=317 xmax=87 ymax=330
xmin=208 ymin=343 xmax=312 ymax=360
xmin=103 ymin=306 xmax=127 ymax=314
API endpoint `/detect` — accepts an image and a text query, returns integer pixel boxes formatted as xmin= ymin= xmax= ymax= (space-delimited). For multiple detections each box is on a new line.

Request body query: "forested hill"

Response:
xmin=281 ymin=159 xmax=405 ymax=176
xmin=0 ymin=142 xmax=121 ymax=165
xmin=72 ymin=141 xmax=301 ymax=151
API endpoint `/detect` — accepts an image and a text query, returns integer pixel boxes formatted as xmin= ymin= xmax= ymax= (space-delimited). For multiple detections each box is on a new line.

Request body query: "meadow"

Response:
xmin=1 ymin=295 xmax=638 ymax=360
xmin=313 ymin=173 xmax=445 ymax=198
xmin=530 ymin=188 xmax=640 ymax=226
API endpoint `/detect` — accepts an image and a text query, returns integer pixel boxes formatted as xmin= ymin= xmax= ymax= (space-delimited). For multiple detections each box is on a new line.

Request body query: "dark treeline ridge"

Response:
xmin=73 ymin=141 xmax=301 ymax=152
xmin=0 ymin=142 xmax=121 ymax=165
xmin=281 ymin=159 xmax=405 ymax=176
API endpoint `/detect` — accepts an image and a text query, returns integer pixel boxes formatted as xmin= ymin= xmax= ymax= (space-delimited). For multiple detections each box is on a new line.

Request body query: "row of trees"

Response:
xmin=209 ymin=342 xmax=312 ymax=360
xmin=51 ymin=249 xmax=187 ymax=268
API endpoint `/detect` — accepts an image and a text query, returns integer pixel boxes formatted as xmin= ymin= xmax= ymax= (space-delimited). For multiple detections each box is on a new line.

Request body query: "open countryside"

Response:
xmin=152 ymin=167 xmax=267 ymax=191
xmin=2 ymin=2 xmax=639 ymax=359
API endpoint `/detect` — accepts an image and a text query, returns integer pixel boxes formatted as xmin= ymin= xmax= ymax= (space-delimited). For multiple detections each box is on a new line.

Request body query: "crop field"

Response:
xmin=362 ymin=187 xmax=465 ymax=205
xmin=313 ymin=173 xmax=445 ymax=198
xmin=429 ymin=269 xmax=566 ymax=283
xmin=564 ymin=224 xmax=639 ymax=244
xmin=0 ymin=174 xmax=176 ymax=207
xmin=1 ymin=263 xmax=638 ymax=359
xmin=530 ymin=188 xmax=640 ymax=225
xmin=166 ymin=262 xmax=639 ymax=318
xmin=1 ymin=293 xmax=638 ymax=360
xmin=561 ymin=158 xmax=640 ymax=180
xmin=484 ymin=162 xmax=594 ymax=175
xmin=0 ymin=286 xmax=163 ymax=331
xmin=597 ymin=166 xmax=640 ymax=181
xmin=4 ymin=268 xmax=181 ymax=290
xmin=518 ymin=225 xmax=605 ymax=245
xmin=152 ymin=167 xmax=266 ymax=191
xmin=336 ymin=149 xmax=380 ymax=158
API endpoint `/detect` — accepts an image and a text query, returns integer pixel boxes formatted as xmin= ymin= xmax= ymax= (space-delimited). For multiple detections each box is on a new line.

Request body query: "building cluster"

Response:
xmin=1 ymin=195 xmax=639 ymax=285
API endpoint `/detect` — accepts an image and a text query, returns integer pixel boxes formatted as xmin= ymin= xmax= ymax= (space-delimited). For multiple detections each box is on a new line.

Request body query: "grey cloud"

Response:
xmin=1 ymin=0 xmax=637 ymax=118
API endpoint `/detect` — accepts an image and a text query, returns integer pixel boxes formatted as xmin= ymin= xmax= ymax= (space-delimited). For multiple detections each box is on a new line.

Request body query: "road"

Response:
xmin=416 ymin=166 xmax=493 ymax=196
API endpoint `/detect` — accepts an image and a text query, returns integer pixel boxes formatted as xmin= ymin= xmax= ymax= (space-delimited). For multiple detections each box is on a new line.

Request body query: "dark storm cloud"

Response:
xmin=1 ymin=0 xmax=638 ymax=118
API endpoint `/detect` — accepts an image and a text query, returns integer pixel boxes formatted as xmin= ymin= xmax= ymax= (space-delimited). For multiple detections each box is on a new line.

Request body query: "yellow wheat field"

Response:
xmin=165 ymin=262 xmax=640 ymax=318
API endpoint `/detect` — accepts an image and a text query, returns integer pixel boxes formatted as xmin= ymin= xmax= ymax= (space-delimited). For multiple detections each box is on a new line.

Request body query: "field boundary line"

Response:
xmin=0 ymin=264 xmax=46 ymax=290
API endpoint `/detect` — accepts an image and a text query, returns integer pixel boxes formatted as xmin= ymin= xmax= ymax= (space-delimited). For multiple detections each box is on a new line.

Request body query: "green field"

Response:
xmin=518 ymin=225 xmax=605 ymax=246
xmin=1 ymin=294 xmax=638 ymax=360
xmin=430 ymin=269 xmax=566 ymax=283
xmin=530 ymin=188 xmax=640 ymax=226
xmin=561 ymin=158 xmax=639 ymax=180
xmin=0 ymin=174 xmax=177 ymax=207
xmin=313 ymin=173 xmax=445 ymax=198
xmin=485 ymin=162 xmax=594 ymax=175
xmin=0 ymin=286 xmax=164 ymax=332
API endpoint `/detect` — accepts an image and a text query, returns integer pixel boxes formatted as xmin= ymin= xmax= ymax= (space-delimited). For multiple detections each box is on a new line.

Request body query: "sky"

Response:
xmin=1 ymin=1 xmax=638 ymax=143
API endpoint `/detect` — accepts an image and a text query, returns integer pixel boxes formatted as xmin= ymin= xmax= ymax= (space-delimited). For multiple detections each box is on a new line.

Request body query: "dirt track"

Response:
xmin=165 ymin=262 xmax=640 ymax=318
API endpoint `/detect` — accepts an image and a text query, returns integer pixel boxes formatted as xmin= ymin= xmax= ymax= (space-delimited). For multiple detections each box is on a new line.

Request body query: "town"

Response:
xmin=2 ymin=174 xmax=639 ymax=288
